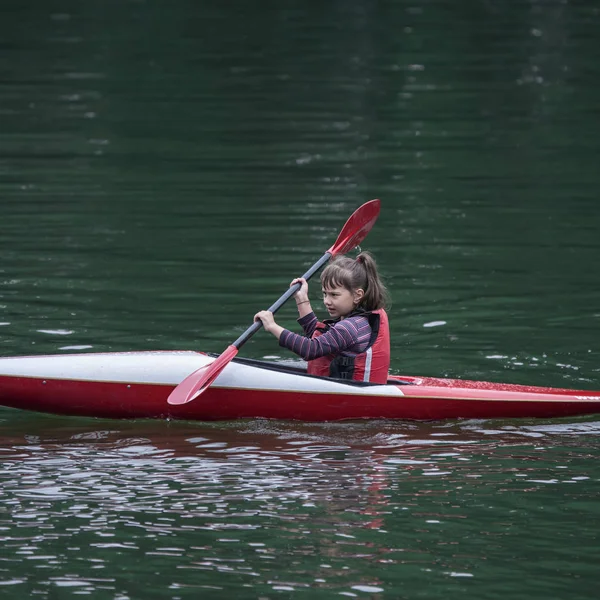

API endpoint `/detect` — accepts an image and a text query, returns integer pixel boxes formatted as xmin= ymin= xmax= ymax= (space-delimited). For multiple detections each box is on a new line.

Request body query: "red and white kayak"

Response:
xmin=1 ymin=351 xmax=599 ymax=421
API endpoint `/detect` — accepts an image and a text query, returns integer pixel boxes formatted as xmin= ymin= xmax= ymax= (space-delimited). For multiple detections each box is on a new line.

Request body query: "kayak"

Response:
xmin=1 ymin=351 xmax=600 ymax=421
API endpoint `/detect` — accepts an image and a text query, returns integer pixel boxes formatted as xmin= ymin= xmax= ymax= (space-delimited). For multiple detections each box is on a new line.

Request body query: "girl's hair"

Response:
xmin=320 ymin=251 xmax=389 ymax=311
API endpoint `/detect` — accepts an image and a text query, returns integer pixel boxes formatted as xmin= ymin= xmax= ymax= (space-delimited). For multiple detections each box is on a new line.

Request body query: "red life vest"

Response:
xmin=306 ymin=308 xmax=390 ymax=384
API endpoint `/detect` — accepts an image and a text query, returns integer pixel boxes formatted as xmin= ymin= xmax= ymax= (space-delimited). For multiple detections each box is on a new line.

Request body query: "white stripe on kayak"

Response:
xmin=0 ymin=351 xmax=405 ymax=398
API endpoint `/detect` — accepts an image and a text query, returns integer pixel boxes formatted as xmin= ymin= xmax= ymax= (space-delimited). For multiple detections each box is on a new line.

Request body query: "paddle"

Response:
xmin=167 ymin=199 xmax=381 ymax=405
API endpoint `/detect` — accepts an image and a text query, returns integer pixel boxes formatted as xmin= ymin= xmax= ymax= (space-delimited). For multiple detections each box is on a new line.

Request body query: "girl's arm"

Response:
xmin=291 ymin=277 xmax=313 ymax=319
xmin=254 ymin=277 xmax=318 ymax=340
xmin=290 ymin=277 xmax=320 ymax=337
xmin=279 ymin=316 xmax=371 ymax=361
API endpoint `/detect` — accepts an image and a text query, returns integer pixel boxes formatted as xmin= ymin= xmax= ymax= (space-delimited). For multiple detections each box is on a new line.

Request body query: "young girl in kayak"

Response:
xmin=254 ymin=251 xmax=390 ymax=383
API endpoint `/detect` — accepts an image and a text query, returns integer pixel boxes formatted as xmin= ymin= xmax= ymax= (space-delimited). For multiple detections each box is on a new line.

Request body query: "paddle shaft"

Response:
xmin=231 ymin=251 xmax=331 ymax=349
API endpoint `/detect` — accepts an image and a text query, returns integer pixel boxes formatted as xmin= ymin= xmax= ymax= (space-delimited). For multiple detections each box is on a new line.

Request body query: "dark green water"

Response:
xmin=2 ymin=0 xmax=600 ymax=598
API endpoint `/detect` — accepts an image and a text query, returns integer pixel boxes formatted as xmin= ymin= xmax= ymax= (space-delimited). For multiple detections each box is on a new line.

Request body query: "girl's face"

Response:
xmin=322 ymin=284 xmax=364 ymax=319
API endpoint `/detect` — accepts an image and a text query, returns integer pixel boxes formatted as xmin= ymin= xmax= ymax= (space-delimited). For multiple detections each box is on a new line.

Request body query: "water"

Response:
xmin=2 ymin=416 xmax=600 ymax=598
xmin=2 ymin=0 xmax=600 ymax=597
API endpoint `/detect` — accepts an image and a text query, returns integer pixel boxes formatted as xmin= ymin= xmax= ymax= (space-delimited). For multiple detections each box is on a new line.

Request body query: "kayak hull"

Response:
xmin=1 ymin=351 xmax=600 ymax=422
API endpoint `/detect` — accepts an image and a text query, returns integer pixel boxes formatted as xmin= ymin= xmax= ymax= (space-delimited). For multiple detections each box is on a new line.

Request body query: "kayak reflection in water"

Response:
xmin=254 ymin=251 xmax=391 ymax=383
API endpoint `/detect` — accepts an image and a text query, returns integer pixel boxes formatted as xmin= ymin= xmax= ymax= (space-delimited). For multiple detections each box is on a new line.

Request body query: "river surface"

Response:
xmin=1 ymin=1 xmax=600 ymax=598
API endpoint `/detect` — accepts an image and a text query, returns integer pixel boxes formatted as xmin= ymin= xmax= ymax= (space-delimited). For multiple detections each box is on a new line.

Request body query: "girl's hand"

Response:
xmin=255 ymin=310 xmax=277 ymax=334
xmin=254 ymin=310 xmax=284 ymax=340
xmin=290 ymin=277 xmax=309 ymax=303
xmin=255 ymin=310 xmax=275 ymax=331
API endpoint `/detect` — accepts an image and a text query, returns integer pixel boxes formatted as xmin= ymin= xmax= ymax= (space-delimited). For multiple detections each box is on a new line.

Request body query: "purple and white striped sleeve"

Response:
xmin=279 ymin=315 xmax=372 ymax=361
xmin=297 ymin=312 xmax=318 ymax=337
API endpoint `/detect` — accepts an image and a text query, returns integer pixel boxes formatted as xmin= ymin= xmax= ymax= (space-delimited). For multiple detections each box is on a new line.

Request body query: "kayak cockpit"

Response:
xmin=225 ymin=354 xmax=415 ymax=387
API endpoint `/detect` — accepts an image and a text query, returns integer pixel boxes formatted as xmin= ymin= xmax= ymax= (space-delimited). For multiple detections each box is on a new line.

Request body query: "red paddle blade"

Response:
xmin=328 ymin=199 xmax=380 ymax=256
xmin=167 ymin=345 xmax=238 ymax=405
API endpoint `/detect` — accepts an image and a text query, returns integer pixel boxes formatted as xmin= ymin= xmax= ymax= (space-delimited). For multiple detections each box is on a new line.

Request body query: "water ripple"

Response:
xmin=1 ymin=418 xmax=599 ymax=595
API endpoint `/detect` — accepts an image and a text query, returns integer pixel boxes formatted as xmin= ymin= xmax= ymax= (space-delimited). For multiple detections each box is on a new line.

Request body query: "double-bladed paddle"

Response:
xmin=167 ymin=199 xmax=381 ymax=405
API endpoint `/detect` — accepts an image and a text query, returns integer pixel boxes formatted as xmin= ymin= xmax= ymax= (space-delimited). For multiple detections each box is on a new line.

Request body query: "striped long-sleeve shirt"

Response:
xmin=279 ymin=311 xmax=373 ymax=361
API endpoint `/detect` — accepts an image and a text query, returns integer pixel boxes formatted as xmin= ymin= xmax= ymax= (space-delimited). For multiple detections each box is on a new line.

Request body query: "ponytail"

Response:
xmin=356 ymin=252 xmax=389 ymax=310
xmin=320 ymin=251 xmax=390 ymax=311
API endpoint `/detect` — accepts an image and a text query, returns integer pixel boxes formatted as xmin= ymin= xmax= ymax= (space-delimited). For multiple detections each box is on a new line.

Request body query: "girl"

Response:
xmin=254 ymin=251 xmax=390 ymax=383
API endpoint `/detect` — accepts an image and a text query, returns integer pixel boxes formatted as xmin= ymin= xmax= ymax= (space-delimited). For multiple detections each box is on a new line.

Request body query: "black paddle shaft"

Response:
xmin=232 ymin=251 xmax=331 ymax=349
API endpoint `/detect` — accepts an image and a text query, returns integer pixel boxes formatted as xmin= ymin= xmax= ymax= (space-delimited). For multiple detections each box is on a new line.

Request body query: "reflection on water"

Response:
xmin=2 ymin=416 xmax=600 ymax=598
